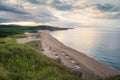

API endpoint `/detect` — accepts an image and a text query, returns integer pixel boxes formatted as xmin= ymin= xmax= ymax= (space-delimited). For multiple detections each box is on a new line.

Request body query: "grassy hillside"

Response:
xmin=0 ymin=38 xmax=81 ymax=80
xmin=26 ymin=40 xmax=42 ymax=51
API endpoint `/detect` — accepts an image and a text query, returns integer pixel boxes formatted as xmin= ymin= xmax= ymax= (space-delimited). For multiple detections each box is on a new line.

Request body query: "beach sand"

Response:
xmin=39 ymin=30 xmax=120 ymax=79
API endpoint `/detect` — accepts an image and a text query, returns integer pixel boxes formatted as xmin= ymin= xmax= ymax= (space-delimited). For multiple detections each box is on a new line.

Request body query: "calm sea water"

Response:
xmin=50 ymin=28 xmax=120 ymax=70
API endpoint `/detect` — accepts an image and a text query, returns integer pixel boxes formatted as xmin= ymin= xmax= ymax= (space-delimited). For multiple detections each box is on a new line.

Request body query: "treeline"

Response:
xmin=0 ymin=25 xmax=69 ymax=38
xmin=0 ymin=28 xmax=24 ymax=37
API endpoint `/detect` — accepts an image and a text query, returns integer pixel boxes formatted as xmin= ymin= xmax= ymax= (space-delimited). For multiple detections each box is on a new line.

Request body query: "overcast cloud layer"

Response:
xmin=0 ymin=0 xmax=120 ymax=27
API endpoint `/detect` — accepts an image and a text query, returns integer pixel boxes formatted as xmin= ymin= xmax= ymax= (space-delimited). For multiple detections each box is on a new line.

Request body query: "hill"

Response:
xmin=0 ymin=25 xmax=70 ymax=38
xmin=0 ymin=38 xmax=81 ymax=80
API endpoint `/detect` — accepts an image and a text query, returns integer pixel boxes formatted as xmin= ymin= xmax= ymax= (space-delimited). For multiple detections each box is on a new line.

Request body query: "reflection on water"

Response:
xmin=50 ymin=28 xmax=120 ymax=70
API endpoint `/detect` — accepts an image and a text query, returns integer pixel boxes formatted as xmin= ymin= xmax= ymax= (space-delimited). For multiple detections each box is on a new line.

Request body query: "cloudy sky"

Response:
xmin=0 ymin=0 xmax=120 ymax=27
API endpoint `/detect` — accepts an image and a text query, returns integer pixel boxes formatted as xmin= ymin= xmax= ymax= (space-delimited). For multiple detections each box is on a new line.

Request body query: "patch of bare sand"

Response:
xmin=16 ymin=35 xmax=40 ymax=44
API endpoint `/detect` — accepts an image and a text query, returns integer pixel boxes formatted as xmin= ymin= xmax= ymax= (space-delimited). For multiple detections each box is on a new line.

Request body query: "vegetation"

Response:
xmin=104 ymin=76 xmax=120 ymax=80
xmin=0 ymin=28 xmax=24 ymax=38
xmin=26 ymin=40 xmax=41 ymax=50
xmin=0 ymin=24 xmax=69 ymax=38
xmin=0 ymin=38 xmax=81 ymax=80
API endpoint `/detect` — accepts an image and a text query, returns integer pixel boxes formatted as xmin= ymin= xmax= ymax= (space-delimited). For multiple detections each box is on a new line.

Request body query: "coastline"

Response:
xmin=39 ymin=30 xmax=120 ymax=79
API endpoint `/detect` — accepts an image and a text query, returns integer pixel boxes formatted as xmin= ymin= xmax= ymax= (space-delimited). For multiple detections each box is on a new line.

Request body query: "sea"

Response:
xmin=50 ymin=27 xmax=120 ymax=70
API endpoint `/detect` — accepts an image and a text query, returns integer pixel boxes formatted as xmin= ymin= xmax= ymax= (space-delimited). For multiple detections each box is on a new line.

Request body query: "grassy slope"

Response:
xmin=0 ymin=38 xmax=81 ymax=80
xmin=26 ymin=40 xmax=42 ymax=50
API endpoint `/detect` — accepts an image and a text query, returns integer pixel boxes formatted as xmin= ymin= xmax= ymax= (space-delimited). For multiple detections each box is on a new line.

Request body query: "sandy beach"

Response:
xmin=17 ymin=30 xmax=120 ymax=79
xmin=39 ymin=30 xmax=120 ymax=79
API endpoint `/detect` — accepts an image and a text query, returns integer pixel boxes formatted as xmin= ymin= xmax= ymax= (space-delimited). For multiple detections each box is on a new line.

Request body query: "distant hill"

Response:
xmin=0 ymin=25 xmax=71 ymax=38
xmin=0 ymin=24 xmax=70 ymax=32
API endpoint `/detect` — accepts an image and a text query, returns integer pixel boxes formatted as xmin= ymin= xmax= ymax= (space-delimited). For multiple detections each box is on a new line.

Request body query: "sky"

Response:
xmin=0 ymin=0 xmax=120 ymax=27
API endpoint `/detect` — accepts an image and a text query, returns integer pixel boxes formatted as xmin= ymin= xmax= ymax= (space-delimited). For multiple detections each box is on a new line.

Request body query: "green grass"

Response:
xmin=0 ymin=38 xmax=81 ymax=80
xmin=104 ymin=75 xmax=120 ymax=80
xmin=26 ymin=40 xmax=41 ymax=50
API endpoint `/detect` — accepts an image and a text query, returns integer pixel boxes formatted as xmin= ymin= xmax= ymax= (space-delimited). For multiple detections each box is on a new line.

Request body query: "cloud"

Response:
xmin=50 ymin=0 xmax=73 ymax=11
xmin=96 ymin=4 xmax=120 ymax=12
xmin=26 ymin=0 xmax=74 ymax=11
xmin=0 ymin=0 xmax=120 ymax=27
xmin=0 ymin=6 xmax=59 ymax=23
xmin=0 ymin=18 xmax=10 ymax=22
xmin=114 ymin=13 xmax=120 ymax=19
xmin=0 ymin=0 xmax=59 ymax=23
xmin=0 ymin=12 xmax=31 ymax=23
xmin=92 ymin=4 xmax=120 ymax=19
xmin=27 ymin=0 xmax=41 ymax=4
xmin=0 ymin=3 xmax=27 ymax=14
xmin=26 ymin=0 xmax=47 ymax=5
xmin=105 ymin=12 xmax=120 ymax=19
xmin=33 ymin=12 xmax=59 ymax=23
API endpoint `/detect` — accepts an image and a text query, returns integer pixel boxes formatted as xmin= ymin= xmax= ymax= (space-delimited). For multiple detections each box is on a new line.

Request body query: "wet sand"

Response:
xmin=39 ymin=30 xmax=120 ymax=79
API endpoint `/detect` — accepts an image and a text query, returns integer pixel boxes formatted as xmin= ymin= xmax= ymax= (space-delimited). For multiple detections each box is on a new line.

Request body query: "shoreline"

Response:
xmin=39 ymin=30 xmax=120 ymax=79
